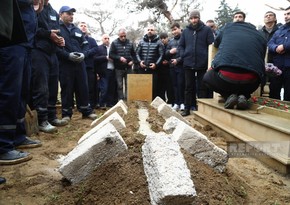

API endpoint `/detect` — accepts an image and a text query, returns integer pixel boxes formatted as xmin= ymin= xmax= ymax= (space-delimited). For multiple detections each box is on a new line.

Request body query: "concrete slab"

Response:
xmin=59 ymin=123 xmax=128 ymax=184
xmin=142 ymin=134 xmax=196 ymax=205
xmin=78 ymin=112 xmax=126 ymax=144
xmin=157 ymin=103 xmax=190 ymax=125
xmin=91 ymin=100 xmax=128 ymax=127
xmin=150 ymin=96 xmax=166 ymax=109
xmin=164 ymin=116 xmax=228 ymax=173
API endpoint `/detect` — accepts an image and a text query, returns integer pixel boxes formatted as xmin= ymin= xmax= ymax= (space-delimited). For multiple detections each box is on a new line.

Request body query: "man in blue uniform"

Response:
xmin=57 ymin=6 xmax=97 ymax=121
xmin=0 ymin=0 xmax=42 ymax=165
xmin=31 ymin=0 xmax=68 ymax=133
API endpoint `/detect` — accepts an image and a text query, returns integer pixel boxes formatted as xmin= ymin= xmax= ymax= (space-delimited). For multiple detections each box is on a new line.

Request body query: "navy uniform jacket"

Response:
xmin=35 ymin=3 xmax=60 ymax=54
xmin=57 ymin=21 xmax=89 ymax=61
xmin=84 ymin=35 xmax=98 ymax=69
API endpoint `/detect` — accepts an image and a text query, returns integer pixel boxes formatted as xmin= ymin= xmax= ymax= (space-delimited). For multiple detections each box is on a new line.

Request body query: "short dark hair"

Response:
xmin=206 ymin=19 xmax=215 ymax=23
xmin=170 ymin=22 xmax=180 ymax=29
xmin=233 ymin=11 xmax=246 ymax=19
xmin=159 ymin=32 xmax=168 ymax=39
xmin=265 ymin=11 xmax=276 ymax=18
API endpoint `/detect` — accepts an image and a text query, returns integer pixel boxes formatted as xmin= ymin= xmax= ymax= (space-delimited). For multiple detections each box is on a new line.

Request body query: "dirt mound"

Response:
xmin=1 ymin=101 xmax=289 ymax=205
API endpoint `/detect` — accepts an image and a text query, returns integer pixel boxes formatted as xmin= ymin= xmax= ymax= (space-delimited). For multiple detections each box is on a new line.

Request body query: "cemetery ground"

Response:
xmin=0 ymin=101 xmax=290 ymax=205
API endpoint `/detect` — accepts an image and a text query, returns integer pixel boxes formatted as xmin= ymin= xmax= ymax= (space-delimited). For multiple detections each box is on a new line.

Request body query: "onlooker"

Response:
xmin=206 ymin=19 xmax=218 ymax=37
xmin=31 ymin=0 xmax=68 ymax=134
xmin=57 ymin=6 xmax=97 ymax=121
xmin=0 ymin=0 xmax=42 ymax=165
xmin=268 ymin=6 xmax=290 ymax=101
xmin=203 ymin=18 xmax=267 ymax=110
xmin=157 ymin=32 xmax=174 ymax=105
xmin=78 ymin=22 xmax=99 ymax=109
xmin=178 ymin=10 xmax=214 ymax=116
xmin=95 ymin=34 xmax=116 ymax=108
xmin=165 ymin=23 xmax=185 ymax=111
xmin=109 ymin=28 xmax=136 ymax=101
xmin=259 ymin=11 xmax=281 ymax=96
xmin=136 ymin=25 xmax=164 ymax=99
xmin=233 ymin=11 xmax=246 ymax=22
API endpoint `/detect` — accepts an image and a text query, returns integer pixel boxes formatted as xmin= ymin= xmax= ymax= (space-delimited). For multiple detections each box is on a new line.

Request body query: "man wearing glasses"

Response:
xmin=136 ymin=25 xmax=164 ymax=99
xmin=109 ymin=28 xmax=136 ymax=101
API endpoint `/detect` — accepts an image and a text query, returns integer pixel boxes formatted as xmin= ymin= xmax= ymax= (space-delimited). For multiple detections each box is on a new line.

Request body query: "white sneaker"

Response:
xmin=180 ymin=104 xmax=185 ymax=111
xmin=172 ymin=104 xmax=179 ymax=111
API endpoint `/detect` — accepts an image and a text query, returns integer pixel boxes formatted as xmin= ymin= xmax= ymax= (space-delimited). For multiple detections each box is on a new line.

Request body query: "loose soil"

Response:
xmin=0 ymin=101 xmax=290 ymax=205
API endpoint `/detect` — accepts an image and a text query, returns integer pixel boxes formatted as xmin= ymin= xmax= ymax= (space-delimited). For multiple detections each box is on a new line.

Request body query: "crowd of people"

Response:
xmin=1 ymin=0 xmax=290 ymax=183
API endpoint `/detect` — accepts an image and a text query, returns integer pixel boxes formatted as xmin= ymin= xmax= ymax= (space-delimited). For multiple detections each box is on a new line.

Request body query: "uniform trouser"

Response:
xmin=170 ymin=67 xmax=185 ymax=105
xmin=115 ymin=69 xmax=127 ymax=100
xmin=31 ymin=49 xmax=59 ymax=123
xmin=269 ymin=69 xmax=290 ymax=101
xmin=0 ymin=45 xmax=30 ymax=153
xmin=59 ymin=61 xmax=92 ymax=118
xmin=104 ymin=69 xmax=116 ymax=106
xmin=203 ymin=69 xmax=260 ymax=100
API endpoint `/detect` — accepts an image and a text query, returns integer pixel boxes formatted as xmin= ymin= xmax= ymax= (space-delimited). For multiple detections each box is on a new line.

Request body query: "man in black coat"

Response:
xmin=178 ymin=10 xmax=214 ymax=116
xmin=203 ymin=20 xmax=267 ymax=110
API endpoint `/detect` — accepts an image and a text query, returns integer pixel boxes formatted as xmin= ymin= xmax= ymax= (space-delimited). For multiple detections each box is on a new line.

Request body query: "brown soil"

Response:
xmin=0 ymin=101 xmax=290 ymax=205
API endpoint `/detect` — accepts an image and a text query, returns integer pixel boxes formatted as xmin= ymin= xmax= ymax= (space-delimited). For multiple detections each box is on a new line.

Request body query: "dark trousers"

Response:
xmin=102 ymin=69 xmax=116 ymax=106
xmin=59 ymin=61 xmax=92 ymax=118
xmin=269 ymin=69 xmax=290 ymax=101
xmin=86 ymin=66 xmax=98 ymax=108
xmin=115 ymin=69 xmax=127 ymax=100
xmin=157 ymin=67 xmax=174 ymax=104
xmin=203 ymin=69 xmax=260 ymax=99
xmin=0 ymin=45 xmax=30 ymax=153
xmin=31 ymin=49 xmax=59 ymax=123
xmin=170 ymin=67 xmax=185 ymax=105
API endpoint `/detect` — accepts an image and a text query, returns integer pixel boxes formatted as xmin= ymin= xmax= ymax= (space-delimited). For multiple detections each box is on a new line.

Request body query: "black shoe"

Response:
xmin=0 ymin=150 xmax=32 ymax=165
xmin=237 ymin=95 xmax=249 ymax=110
xmin=0 ymin=177 xmax=6 ymax=184
xmin=224 ymin=94 xmax=238 ymax=109
xmin=181 ymin=109 xmax=190 ymax=116
xmin=16 ymin=137 xmax=42 ymax=149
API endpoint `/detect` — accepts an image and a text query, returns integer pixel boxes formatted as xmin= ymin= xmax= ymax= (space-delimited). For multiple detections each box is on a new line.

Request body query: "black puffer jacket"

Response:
xmin=212 ymin=22 xmax=267 ymax=80
xmin=165 ymin=35 xmax=182 ymax=68
xmin=136 ymin=34 xmax=164 ymax=67
xmin=109 ymin=38 xmax=136 ymax=70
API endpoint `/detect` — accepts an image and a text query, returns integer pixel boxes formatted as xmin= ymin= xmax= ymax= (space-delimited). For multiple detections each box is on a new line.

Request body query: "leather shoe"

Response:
xmin=39 ymin=121 xmax=57 ymax=133
xmin=181 ymin=109 xmax=190 ymax=116
xmin=224 ymin=94 xmax=238 ymax=109
xmin=82 ymin=113 xmax=98 ymax=120
xmin=49 ymin=118 xmax=68 ymax=127
xmin=16 ymin=137 xmax=42 ymax=149
xmin=0 ymin=150 xmax=32 ymax=165
xmin=237 ymin=95 xmax=249 ymax=110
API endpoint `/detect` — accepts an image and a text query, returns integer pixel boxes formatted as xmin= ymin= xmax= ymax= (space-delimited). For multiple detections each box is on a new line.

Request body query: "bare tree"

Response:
xmin=265 ymin=0 xmax=290 ymax=11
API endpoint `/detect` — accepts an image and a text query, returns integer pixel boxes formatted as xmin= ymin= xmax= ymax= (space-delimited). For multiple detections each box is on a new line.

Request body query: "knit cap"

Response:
xmin=190 ymin=10 xmax=200 ymax=18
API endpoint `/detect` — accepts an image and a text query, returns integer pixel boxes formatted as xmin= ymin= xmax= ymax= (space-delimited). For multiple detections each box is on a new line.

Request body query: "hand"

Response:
xmin=170 ymin=48 xmax=177 ymax=54
xmin=149 ymin=63 xmax=156 ymax=70
xmin=276 ymin=45 xmax=285 ymax=54
xmin=120 ymin=57 xmax=127 ymax=63
xmin=140 ymin=61 xmax=146 ymax=68
xmin=73 ymin=52 xmax=85 ymax=63
xmin=68 ymin=52 xmax=79 ymax=62
xmin=50 ymin=32 xmax=65 ymax=46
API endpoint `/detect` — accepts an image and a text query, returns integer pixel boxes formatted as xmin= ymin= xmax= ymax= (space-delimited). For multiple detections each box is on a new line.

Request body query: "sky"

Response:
xmin=49 ymin=0 xmax=289 ymax=28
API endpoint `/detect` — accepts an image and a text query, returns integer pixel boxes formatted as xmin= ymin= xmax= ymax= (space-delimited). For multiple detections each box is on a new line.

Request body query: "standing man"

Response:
xmin=165 ymin=22 xmax=185 ymax=111
xmin=136 ymin=25 xmax=164 ymax=99
xmin=31 ymin=0 xmax=68 ymax=134
xmin=0 ymin=0 xmax=42 ymax=165
xmin=78 ymin=22 xmax=99 ymax=109
xmin=233 ymin=11 xmax=246 ymax=22
xmin=268 ymin=6 xmax=290 ymax=101
xmin=178 ymin=10 xmax=214 ymax=116
xmin=95 ymin=34 xmax=116 ymax=108
xmin=57 ymin=6 xmax=97 ymax=121
xmin=109 ymin=28 xmax=136 ymax=101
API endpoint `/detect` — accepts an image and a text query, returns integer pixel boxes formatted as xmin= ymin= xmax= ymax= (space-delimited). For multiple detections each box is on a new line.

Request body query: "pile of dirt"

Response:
xmin=0 ymin=101 xmax=290 ymax=205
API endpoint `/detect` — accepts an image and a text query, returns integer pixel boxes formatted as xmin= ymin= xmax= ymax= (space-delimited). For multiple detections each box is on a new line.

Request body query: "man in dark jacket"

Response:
xmin=165 ymin=23 xmax=185 ymax=111
xmin=178 ymin=10 xmax=214 ymax=116
xmin=268 ymin=6 xmax=290 ymax=101
xmin=203 ymin=21 xmax=267 ymax=110
xmin=78 ymin=22 xmax=99 ymax=109
xmin=31 ymin=0 xmax=68 ymax=133
xmin=109 ymin=28 xmax=136 ymax=101
xmin=57 ymin=6 xmax=97 ymax=121
xmin=136 ymin=25 xmax=164 ymax=99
